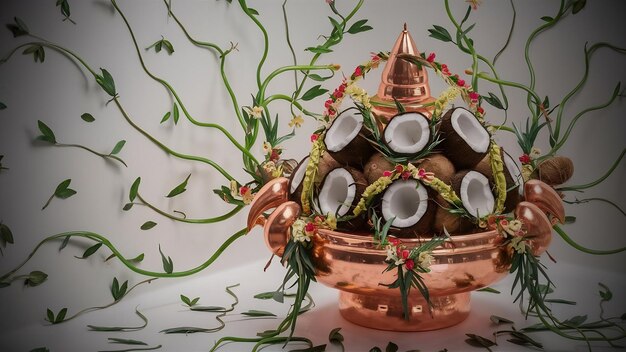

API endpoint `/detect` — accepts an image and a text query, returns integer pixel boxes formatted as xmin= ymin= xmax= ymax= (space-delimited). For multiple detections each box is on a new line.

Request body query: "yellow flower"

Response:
xmin=271 ymin=164 xmax=283 ymax=178
xmin=508 ymin=236 xmax=527 ymax=254
xmin=292 ymin=219 xmax=310 ymax=243
xmin=521 ymin=164 xmax=534 ymax=182
xmin=249 ymin=106 xmax=263 ymax=119
xmin=417 ymin=251 xmax=434 ymax=269
xmin=508 ymin=219 xmax=522 ymax=232
xmin=466 ymin=0 xmax=482 ymax=10
xmin=325 ymin=213 xmax=337 ymax=230
xmin=289 ymin=115 xmax=304 ymax=128
xmin=433 ymin=86 xmax=461 ymax=118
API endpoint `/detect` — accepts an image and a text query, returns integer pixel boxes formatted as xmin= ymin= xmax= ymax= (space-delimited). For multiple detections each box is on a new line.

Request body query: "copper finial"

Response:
xmin=371 ymin=24 xmax=435 ymax=122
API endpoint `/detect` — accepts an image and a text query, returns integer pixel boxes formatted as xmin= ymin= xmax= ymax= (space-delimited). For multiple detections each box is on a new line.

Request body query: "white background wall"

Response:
xmin=0 ymin=0 xmax=625 ymax=343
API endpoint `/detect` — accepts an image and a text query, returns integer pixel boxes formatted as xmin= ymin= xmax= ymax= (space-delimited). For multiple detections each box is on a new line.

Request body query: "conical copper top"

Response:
xmin=376 ymin=24 xmax=431 ymax=101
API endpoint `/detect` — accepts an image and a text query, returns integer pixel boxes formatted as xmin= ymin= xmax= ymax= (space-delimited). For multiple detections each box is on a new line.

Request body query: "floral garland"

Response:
xmin=488 ymin=143 xmax=507 ymax=214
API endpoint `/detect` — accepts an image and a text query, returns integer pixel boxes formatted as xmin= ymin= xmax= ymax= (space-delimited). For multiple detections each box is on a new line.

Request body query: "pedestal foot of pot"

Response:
xmin=338 ymin=291 xmax=471 ymax=331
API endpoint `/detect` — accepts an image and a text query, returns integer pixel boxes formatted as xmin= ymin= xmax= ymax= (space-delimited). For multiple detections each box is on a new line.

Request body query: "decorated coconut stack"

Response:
xmin=286 ymin=25 xmax=528 ymax=238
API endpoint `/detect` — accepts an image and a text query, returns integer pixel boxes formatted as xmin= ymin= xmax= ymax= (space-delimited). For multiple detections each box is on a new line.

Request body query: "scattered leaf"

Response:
xmin=140 ymin=221 xmax=157 ymax=230
xmin=598 ymin=282 xmax=613 ymax=302
xmin=385 ymin=342 xmax=398 ymax=352
xmin=160 ymin=111 xmax=171 ymax=124
xmin=180 ymin=294 xmax=200 ymax=307
xmin=25 ymin=270 xmax=48 ymax=287
xmin=253 ymin=291 xmax=276 ymax=300
xmin=95 ymin=68 xmax=117 ymax=97
xmin=146 ymin=37 xmax=175 ymax=55
xmin=88 ymin=307 xmax=148 ymax=332
xmin=490 ymin=315 xmax=513 ymax=325
xmin=564 ymin=216 xmax=576 ymax=224
xmin=172 ymin=103 xmax=180 ymax=125
xmin=305 ymin=46 xmax=333 ymax=54
xmin=189 ymin=305 xmax=226 ymax=312
xmin=0 ymin=223 xmax=14 ymax=249
xmin=7 ymin=17 xmax=29 ymax=37
xmin=160 ymin=326 xmax=212 ymax=334
xmin=290 ymin=346 xmax=327 ymax=352
xmin=129 ymin=177 xmax=141 ymax=202
xmin=123 ymin=203 xmax=134 ymax=211
xmin=166 ymin=174 xmax=191 ymax=198
xmin=241 ymin=309 xmax=276 ymax=317
xmin=329 ymin=327 xmax=344 ymax=344
xmin=562 ymin=315 xmax=587 ymax=327
xmin=46 ymin=307 xmax=68 ymax=324
xmin=482 ymin=93 xmax=504 ymax=110
xmin=59 ymin=235 xmax=70 ymax=251
xmin=347 ymin=19 xmax=372 ymax=34
xmin=158 ymin=245 xmax=173 ymax=274
xmin=111 ymin=277 xmax=128 ymax=301
xmin=37 ymin=120 xmax=56 ymax=144
xmin=541 ymin=16 xmax=554 ymax=22
xmin=76 ymin=242 xmax=103 ymax=259
xmin=110 ymin=140 xmax=126 ymax=155
xmin=0 ymin=102 xmax=6 ymax=109
xmin=301 ymin=85 xmax=329 ymax=101
xmin=572 ymin=0 xmax=586 ymax=14
xmin=56 ymin=0 xmax=75 ymax=24
xmin=465 ymin=334 xmax=496 ymax=351
xmin=544 ymin=298 xmax=577 ymax=305
xmin=81 ymin=113 xmax=95 ymax=122
xmin=428 ymin=25 xmax=452 ymax=42
xmin=22 ymin=44 xmax=45 ymax=63
xmin=108 ymin=338 xmax=147 ymax=346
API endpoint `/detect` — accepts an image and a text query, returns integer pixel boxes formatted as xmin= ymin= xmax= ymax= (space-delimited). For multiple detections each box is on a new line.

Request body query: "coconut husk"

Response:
xmin=316 ymin=166 xmax=367 ymax=219
xmin=439 ymin=108 xmax=490 ymax=169
xmin=413 ymin=153 xmax=456 ymax=185
xmin=363 ymin=152 xmax=395 ymax=184
xmin=534 ymin=156 xmax=574 ymax=186
xmin=432 ymin=195 xmax=475 ymax=235
xmin=324 ymin=113 xmax=374 ymax=168
xmin=288 ymin=156 xmax=309 ymax=204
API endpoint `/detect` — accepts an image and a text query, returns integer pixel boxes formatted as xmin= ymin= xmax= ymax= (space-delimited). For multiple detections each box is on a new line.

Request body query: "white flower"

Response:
xmin=417 ymin=251 xmax=434 ymax=269
xmin=291 ymin=219 xmax=310 ymax=243
xmin=262 ymin=141 xmax=272 ymax=154
xmin=385 ymin=246 xmax=397 ymax=262
xmin=530 ymin=147 xmax=541 ymax=158
xmin=508 ymin=236 xmax=527 ymax=254
xmin=508 ymin=219 xmax=522 ymax=232
xmin=249 ymin=106 xmax=263 ymax=119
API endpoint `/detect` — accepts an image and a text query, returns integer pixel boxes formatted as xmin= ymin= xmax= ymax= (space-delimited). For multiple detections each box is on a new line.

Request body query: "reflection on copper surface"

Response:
xmin=515 ymin=201 xmax=552 ymax=255
xmin=247 ymin=177 xmax=290 ymax=231
xmin=264 ymin=201 xmax=300 ymax=256
xmin=524 ymin=179 xmax=565 ymax=224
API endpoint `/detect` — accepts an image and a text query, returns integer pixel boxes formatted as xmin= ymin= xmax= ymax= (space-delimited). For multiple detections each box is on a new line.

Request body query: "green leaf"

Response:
xmin=347 ymin=19 xmax=373 ymax=34
xmin=22 ymin=44 xmax=45 ymax=63
xmin=77 ymin=242 xmax=103 ymax=259
xmin=37 ymin=120 xmax=56 ymax=144
xmin=54 ymin=179 xmax=71 ymax=195
xmin=160 ymin=326 xmax=213 ymax=334
xmin=544 ymin=298 xmax=577 ymax=305
xmin=0 ymin=102 xmax=6 ymax=109
xmin=253 ymin=291 xmax=276 ymax=300
xmin=7 ymin=17 xmax=29 ymax=37
xmin=599 ymin=282 xmax=613 ymax=302
xmin=88 ymin=307 xmax=148 ymax=332
xmin=162 ymin=40 xmax=175 ymax=55
xmin=541 ymin=16 xmax=554 ymax=22
xmin=160 ymin=111 xmax=171 ymax=124
xmin=428 ymin=25 xmax=452 ymax=42
xmin=0 ymin=223 xmax=14 ymax=245
xmin=489 ymin=315 xmax=513 ymax=325
xmin=482 ymin=92 xmax=504 ymax=110
xmin=369 ymin=348 xmax=382 ymax=352
xmin=95 ymin=68 xmax=117 ymax=97
xmin=59 ymin=235 xmax=70 ymax=251
xmin=55 ymin=307 xmax=67 ymax=323
xmin=172 ymin=103 xmax=180 ymax=125
xmin=56 ymin=188 xmax=77 ymax=199
xmin=56 ymin=0 xmax=73 ymax=22
xmin=46 ymin=308 xmax=55 ymax=323
xmin=329 ymin=327 xmax=344 ymax=343
xmin=129 ymin=177 xmax=141 ymax=202
xmin=393 ymin=97 xmax=406 ymax=113
xmin=290 ymin=346 xmax=327 ymax=352
xmin=385 ymin=342 xmax=398 ymax=352
xmin=166 ymin=174 xmax=191 ymax=198
xmin=572 ymin=0 xmax=586 ymax=14
xmin=562 ymin=315 xmax=587 ymax=327
xmin=110 ymin=140 xmax=126 ymax=155
xmin=123 ymin=203 xmax=134 ymax=211
xmin=307 ymin=74 xmax=328 ymax=82
xmin=247 ymin=7 xmax=259 ymax=15
xmin=140 ymin=221 xmax=157 ymax=230
xmin=180 ymin=294 xmax=191 ymax=306
xmin=305 ymin=46 xmax=333 ymax=54
xmin=159 ymin=245 xmax=173 ymax=274
xmin=189 ymin=305 xmax=226 ymax=312
xmin=81 ymin=113 xmax=95 ymax=122
xmin=301 ymin=85 xmax=328 ymax=101
xmin=25 ymin=271 xmax=48 ymax=287
xmin=564 ymin=216 xmax=576 ymax=224
xmin=108 ymin=338 xmax=148 ymax=346
xmin=465 ymin=334 xmax=496 ymax=350
xmin=241 ymin=310 xmax=276 ymax=317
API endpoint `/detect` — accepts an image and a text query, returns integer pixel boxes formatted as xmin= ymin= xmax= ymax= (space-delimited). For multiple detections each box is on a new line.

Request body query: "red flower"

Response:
xmin=401 ymin=249 xmax=410 ymax=260
xmin=519 ymin=154 xmax=531 ymax=164
xmin=333 ymin=89 xmax=344 ymax=99
xmin=353 ymin=66 xmax=363 ymax=78
xmin=338 ymin=82 xmax=347 ymax=93
xmin=477 ymin=106 xmax=485 ymax=115
xmin=401 ymin=171 xmax=411 ymax=180
xmin=469 ymin=91 xmax=479 ymax=101
xmin=389 ymin=237 xmax=400 ymax=246
xmin=457 ymin=79 xmax=466 ymax=87
xmin=305 ymin=222 xmax=316 ymax=233
xmin=395 ymin=165 xmax=404 ymax=173
xmin=310 ymin=133 xmax=319 ymax=142
xmin=371 ymin=53 xmax=380 ymax=62
xmin=382 ymin=170 xmax=393 ymax=177
xmin=270 ymin=149 xmax=280 ymax=161
xmin=324 ymin=99 xmax=333 ymax=108
xmin=239 ymin=186 xmax=250 ymax=195
xmin=405 ymin=258 xmax=415 ymax=271
xmin=426 ymin=52 xmax=436 ymax=63
xmin=441 ymin=64 xmax=451 ymax=76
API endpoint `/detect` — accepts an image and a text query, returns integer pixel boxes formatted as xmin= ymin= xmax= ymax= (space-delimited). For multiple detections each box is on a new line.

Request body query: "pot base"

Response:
xmin=338 ymin=291 xmax=470 ymax=331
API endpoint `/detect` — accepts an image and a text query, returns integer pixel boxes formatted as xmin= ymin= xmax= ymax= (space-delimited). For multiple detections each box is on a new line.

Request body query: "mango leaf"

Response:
xmin=160 ymin=111 xmax=171 ymax=124
xmin=241 ymin=309 xmax=276 ymax=317
xmin=301 ymin=85 xmax=328 ymax=101
xmin=482 ymin=92 xmax=504 ymax=110
xmin=22 ymin=44 xmax=45 ymax=63
xmin=110 ymin=140 xmax=126 ymax=155
xmin=81 ymin=113 xmax=95 ymax=122
xmin=347 ymin=19 xmax=372 ymax=34
xmin=7 ymin=17 xmax=29 ymax=37
xmin=159 ymin=245 xmax=173 ymax=274
xmin=37 ymin=120 xmax=56 ymax=144
xmin=428 ymin=25 xmax=452 ymax=42
xmin=75 ymin=242 xmax=103 ymax=259
xmin=25 ymin=271 xmax=48 ymax=287
xmin=166 ymin=174 xmax=190 ymax=198
xmin=108 ymin=338 xmax=148 ymax=346
xmin=172 ymin=103 xmax=180 ymax=124
xmin=140 ymin=221 xmax=157 ymax=230
xmin=95 ymin=68 xmax=116 ymax=97
xmin=189 ymin=305 xmax=226 ymax=312
xmin=129 ymin=177 xmax=141 ymax=202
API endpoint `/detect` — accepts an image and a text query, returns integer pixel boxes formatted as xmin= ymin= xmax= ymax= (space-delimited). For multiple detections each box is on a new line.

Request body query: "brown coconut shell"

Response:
xmin=432 ymin=195 xmax=476 ymax=235
xmin=323 ymin=113 xmax=374 ymax=168
xmin=413 ymin=153 xmax=456 ymax=185
xmin=315 ymin=166 xmax=367 ymax=219
xmin=473 ymin=150 xmax=521 ymax=213
xmin=439 ymin=108 xmax=490 ymax=169
xmin=375 ymin=180 xmax=436 ymax=238
xmin=363 ymin=152 xmax=395 ymax=184
xmin=534 ymin=156 xmax=574 ymax=186
xmin=315 ymin=152 xmax=341 ymax=186
xmin=288 ymin=156 xmax=309 ymax=204
xmin=451 ymin=169 xmax=497 ymax=219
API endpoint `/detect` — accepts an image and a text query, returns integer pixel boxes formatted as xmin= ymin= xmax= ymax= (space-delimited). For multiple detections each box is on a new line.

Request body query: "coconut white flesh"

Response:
xmin=324 ymin=112 xmax=364 ymax=152
xmin=318 ymin=168 xmax=356 ymax=217
xmin=384 ymin=113 xmax=430 ymax=154
xmin=460 ymin=171 xmax=494 ymax=217
xmin=382 ymin=180 xmax=428 ymax=228
xmin=290 ymin=156 xmax=309 ymax=194
xmin=451 ymin=108 xmax=490 ymax=153
xmin=503 ymin=152 xmax=521 ymax=185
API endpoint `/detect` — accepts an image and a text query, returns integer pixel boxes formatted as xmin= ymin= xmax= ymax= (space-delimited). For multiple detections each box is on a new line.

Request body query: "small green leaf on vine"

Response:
xmin=105 ymin=252 xmax=144 ymax=263
xmin=172 ymin=103 xmax=180 ymax=124
xmin=25 ymin=271 xmax=48 ymax=287
xmin=111 ymin=277 xmax=129 ymax=301
xmin=140 ymin=221 xmax=157 ymax=230
xmin=95 ymin=68 xmax=117 ymax=97
xmin=347 ymin=19 xmax=372 ymax=34
xmin=329 ymin=327 xmax=344 ymax=349
xmin=166 ymin=174 xmax=190 ymax=198
xmin=22 ymin=45 xmax=45 ymax=63
xmin=56 ymin=0 xmax=76 ymax=24
xmin=37 ymin=120 xmax=57 ymax=144
xmin=81 ymin=112 xmax=95 ymax=122
xmin=42 ymin=179 xmax=77 ymax=210
xmin=88 ymin=306 xmax=148 ymax=332
xmin=572 ymin=0 xmax=587 ymax=14
xmin=465 ymin=334 xmax=496 ymax=351
xmin=241 ymin=309 xmax=276 ymax=317
xmin=108 ymin=338 xmax=148 ymax=346
xmin=160 ymin=111 xmax=171 ymax=124
xmin=305 ymin=46 xmax=333 ymax=54
xmin=506 ymin=331 xmax=543 ymax=348
xmin=598 ymin=282 xmax=613 ymax=301
xmin=146 ymin=36 xmax=175 ymax=55
xmin=75 ymin=242 xmax=103 ymax=259
xmin=129 ymin=177 xmax=141 ymax=202
xmin=0 ymin=101 xmax=6 ymax=109
xmin=180 ymin=294 xmax=199 ymax=307
xmin=59 ymin=235 xmax=70 ymax=251
xmin=123 ymin=203 xmax=134 ymax=211
xmin=189 ymin=305 xmax=226 ymax=312
xmin=6 ymin=17 xmax=29 ymax=37
xmin=46 ymin=307 xmax=68 ymax=324
xmin=482 ymin=92 xmax=504 ymax=110
xmin=428 ymin=25 xmax=452 ymax=42
xmin=159 ymin=245 xmax=173 ymax=273
xmin=541 ymin=16 xmax=554 ymax=22
xmin=0 ymin=222 xmax=14 ymax=255
xmin=110 ymin=140 xmax=126 ymax=155
xmin=301 ymin=85 xmax=328 ymax=101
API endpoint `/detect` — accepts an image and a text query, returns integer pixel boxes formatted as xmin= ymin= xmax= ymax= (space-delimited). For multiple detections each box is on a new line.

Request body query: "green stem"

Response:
xmin=111 ymin=0 xmax=258 ymax=167
xmin=238 ymin=0 xmax=268 ymax=90
xmin=57 ymin=143 xmax=127 ymax=167
xmin=477 ymin=72 xmax=541 ymax=106
xmin=258 ymin=65 xmax=336 ymax=103
xmin=553 ymin=225 xmax=626 ymax=255
xmin=444 ymin=0 xmax=478 ymax=89
xmin=556 ymin=148 xmax=625 ymax=192
xmin=136 ymin=193 xmax=243 ymax=224
xmin=112 ymin=98 xmax=236 ymax=182
xmin=263 ymin=94 xmax=317 ymax=117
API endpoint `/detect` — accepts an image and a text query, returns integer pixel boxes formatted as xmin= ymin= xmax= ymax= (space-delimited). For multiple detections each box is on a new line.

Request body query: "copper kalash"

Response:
xmin=247 ymin=27 xmax=563 ymax=332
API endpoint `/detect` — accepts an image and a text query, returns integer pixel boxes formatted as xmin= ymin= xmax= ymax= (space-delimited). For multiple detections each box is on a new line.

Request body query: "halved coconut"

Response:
xmin=473 ymin=149 xmax=521 ymax=213
xmin=382 ymin=112 xmax=431 ymax=156
xmin=452 ymin=170 xmax=495 ymax=219
xmin=316 ymin=152 xmax=341 ymax=184
xmin=380 ymin=179 xmax=434 ymax=237
xmin=324 ymin=111 xmax=374 ymax=167
xmin=413 ymin=153 xmax=456 ymax=184
xmin=317 ymin=167 xmax=366 ymax=218
xmin=440 ymin=108 xmax=490 ymax=169
xmin=288 ymin=155 xmax=309 ymax=203
xmin=432 ymin=195 xmax=475 ymax=235
xmin=363 ymin=152 xmax=394 ymax=184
